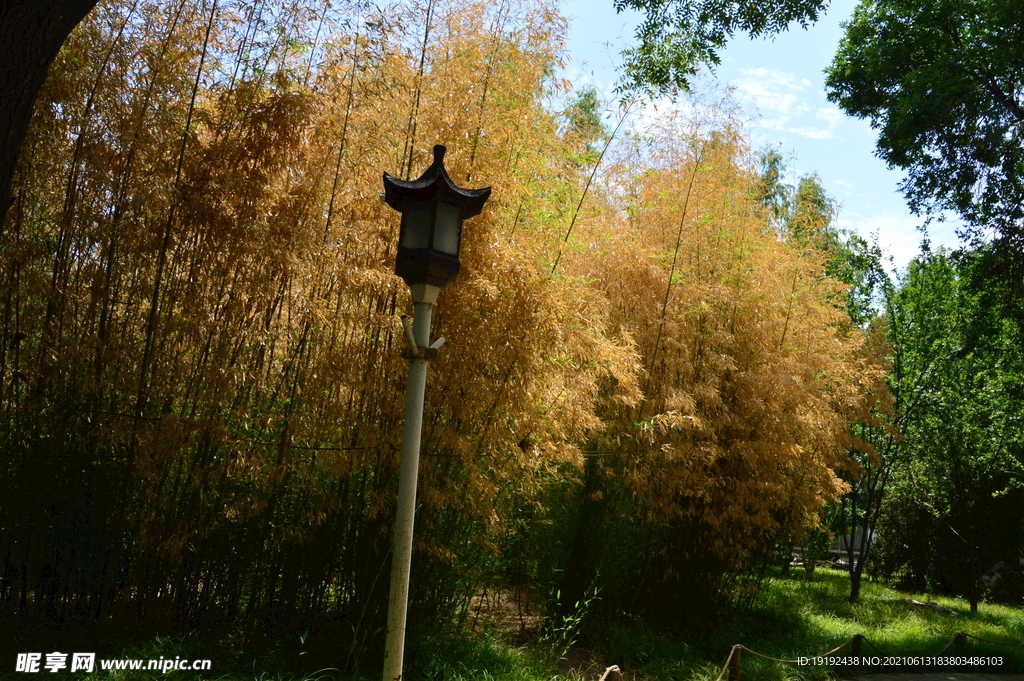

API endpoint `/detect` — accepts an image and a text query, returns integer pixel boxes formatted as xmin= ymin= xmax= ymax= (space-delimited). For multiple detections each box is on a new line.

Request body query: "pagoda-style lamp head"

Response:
xmin=383 ymin=145 xmax=491 ymax=301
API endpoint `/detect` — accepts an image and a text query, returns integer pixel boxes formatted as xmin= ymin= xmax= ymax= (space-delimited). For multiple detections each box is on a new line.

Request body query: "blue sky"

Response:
xmin=559 ymin=0 xmax=962 ymax=270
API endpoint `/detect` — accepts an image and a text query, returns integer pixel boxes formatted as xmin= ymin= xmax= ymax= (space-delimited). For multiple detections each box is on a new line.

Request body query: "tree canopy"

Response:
xmin=825 ymin=0 xmax=1024 ymax=285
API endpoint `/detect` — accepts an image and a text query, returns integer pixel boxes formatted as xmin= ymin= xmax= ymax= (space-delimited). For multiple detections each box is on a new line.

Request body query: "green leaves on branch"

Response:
xmin=614 ymin=0 xmax=828 ymax=95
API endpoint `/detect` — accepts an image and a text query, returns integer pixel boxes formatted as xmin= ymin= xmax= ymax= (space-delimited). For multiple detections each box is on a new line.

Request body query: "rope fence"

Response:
xmin=714 ymin=631 xmax=1023 ymax=681
xmin=964 ymin=633 xmax=1024 ymax=648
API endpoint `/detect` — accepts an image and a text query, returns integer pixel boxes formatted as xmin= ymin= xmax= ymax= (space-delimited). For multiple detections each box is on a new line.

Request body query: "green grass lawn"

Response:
xmin=669 ymin=567 xmax=1024 ymax=681
xmin=2 ymin=569 xmax=1021 ymax=680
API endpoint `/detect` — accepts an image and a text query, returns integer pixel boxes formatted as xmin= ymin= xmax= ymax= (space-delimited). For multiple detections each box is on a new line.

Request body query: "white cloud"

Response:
xmin=836 ymin=209 xmax=965 ymax=272
xmin=631 ymin=96 xmax=687 ymax=135
xmin=628 ymin=93 xmax=736 ymax=139
xmin=732 ymin=68 xmax=806 ymax=118
xmin=816 ymin=107 xmax=843 ymax=126
xmin=786 ymin=126 xmax=835 ymax=140
xmin=730 ymin=70 xmax=844 ymax=140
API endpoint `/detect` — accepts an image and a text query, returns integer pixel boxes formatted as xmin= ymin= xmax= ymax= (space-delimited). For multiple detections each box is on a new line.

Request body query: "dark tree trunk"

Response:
xmin=849 ymin=568 xmax=861 ymax=603
xmin=556 ymin=455 xmax=604 ymax=623
xmin=969 ymin=536 xmax=979 ymax=613
xmin=0 ymin=0 xmax=100 ymax=227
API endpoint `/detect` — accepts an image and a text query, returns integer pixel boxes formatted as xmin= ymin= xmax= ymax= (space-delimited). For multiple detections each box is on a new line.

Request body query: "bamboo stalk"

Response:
xmin=550 ymin=99 xmax=634 ymax=276
xmin=136 ymin=0 xmax=219 ymax=423
xmin=640 ymin=139 xmax=709 ymax=418
xmin=402 ymin=0 xmax=435 ymax=180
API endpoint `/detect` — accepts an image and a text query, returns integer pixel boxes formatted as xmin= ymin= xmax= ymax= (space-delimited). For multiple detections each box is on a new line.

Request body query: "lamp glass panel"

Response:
xmin=433 ymin=201 xmax=463 ymax=255
xmin=401 ymin=201 xmax=432 ymax=249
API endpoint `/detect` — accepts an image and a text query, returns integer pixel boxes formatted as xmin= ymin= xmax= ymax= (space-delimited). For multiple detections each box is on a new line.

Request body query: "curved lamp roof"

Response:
xmin=382 ymin=145 xmax=491 ymax=218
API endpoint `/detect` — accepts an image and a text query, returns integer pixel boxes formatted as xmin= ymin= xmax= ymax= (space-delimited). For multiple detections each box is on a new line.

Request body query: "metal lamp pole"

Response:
xmin=380 ymin=146 xmax=490 ymax=681
xmin=383 ymin=284 xmax=439 ymax=681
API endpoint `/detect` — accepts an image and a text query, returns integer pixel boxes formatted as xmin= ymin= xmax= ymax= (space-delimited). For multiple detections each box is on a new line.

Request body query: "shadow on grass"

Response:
xmin=751 ymin=570 xmax=1024 ymax=676
xmin=583 ymin=568 xmax=1023 ymax=681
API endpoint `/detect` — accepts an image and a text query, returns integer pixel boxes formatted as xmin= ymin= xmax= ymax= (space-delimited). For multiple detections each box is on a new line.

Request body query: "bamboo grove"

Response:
xmin=0 ymin=0 xmax=886 ymax=648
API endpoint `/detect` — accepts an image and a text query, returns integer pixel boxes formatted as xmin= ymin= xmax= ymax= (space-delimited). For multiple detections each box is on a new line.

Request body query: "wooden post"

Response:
xmin=954 ymin=632 xmax=967 ymax=654
xmin=729 ymin=646 xmax=741 ymax=681
xmin=851 ymin=634 xmax=863 ymax=659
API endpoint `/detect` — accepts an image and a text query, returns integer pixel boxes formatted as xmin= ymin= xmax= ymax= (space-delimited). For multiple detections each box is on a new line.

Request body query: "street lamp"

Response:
xmin=380 ymin=145 xmax=490 ymax=681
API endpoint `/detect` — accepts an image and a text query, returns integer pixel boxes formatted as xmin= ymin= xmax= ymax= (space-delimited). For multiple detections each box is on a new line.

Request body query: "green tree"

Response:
xmin=563 ymin=87 xmax=608 ymax=162
xmin=752 ymin=148 xmax=790 ymax=230
xmin=788 ymin=174 xmax=834 ymax=242
xmin=824 ymin=0 xmax=1024 ymax=312
xmin=565 ymin=88 xmax=605 ymax=144
xmin=873 ymin=248 xmax=1024 ymax=610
